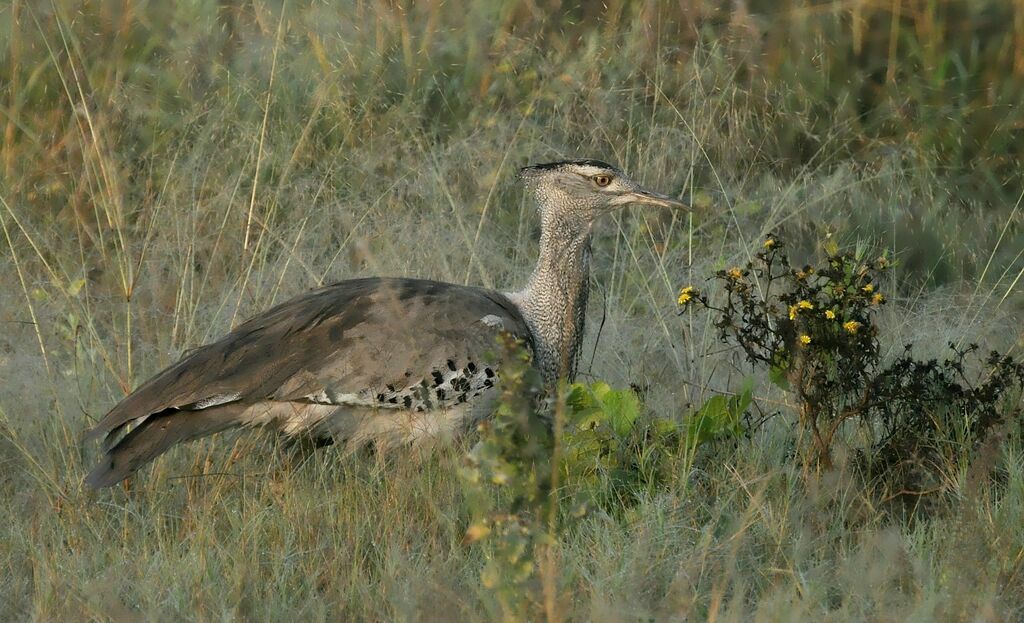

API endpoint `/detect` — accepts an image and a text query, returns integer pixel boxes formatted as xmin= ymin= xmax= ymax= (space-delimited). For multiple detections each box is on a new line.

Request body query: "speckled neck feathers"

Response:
xmin=508 ymin=197 xmax=594 ymax=385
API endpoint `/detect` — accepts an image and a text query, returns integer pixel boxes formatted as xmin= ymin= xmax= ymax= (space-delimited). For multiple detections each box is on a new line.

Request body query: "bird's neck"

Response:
xmin=512 ymin=213 xmax=593 ymax=385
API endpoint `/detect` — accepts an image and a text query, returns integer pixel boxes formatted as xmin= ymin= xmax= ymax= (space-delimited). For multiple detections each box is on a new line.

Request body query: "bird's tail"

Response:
xmin=85 ymin=405 xmax=246 ymax=489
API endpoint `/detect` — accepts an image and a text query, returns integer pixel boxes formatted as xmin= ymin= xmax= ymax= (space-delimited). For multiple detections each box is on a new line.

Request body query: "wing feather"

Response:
xmin=87 ymin=278 xmax=531 ymax=443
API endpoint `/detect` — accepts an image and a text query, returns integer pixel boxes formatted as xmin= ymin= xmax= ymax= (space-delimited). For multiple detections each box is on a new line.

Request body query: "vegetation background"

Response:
xmin=1 ymin=0 xmax=1023 ymax=619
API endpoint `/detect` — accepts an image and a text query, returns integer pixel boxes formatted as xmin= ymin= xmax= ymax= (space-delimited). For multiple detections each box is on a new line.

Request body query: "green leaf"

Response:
xmin=589 ymin=381 xmax=612 ymax=400
xmin=651 ymin=417 xmax=681 ymax=438
xmin=564 ymin=382 xmax=641 ymax=438
xmin=601 ymin=388 xmax=641 ymax=438
xmin=686 ymin=395 xmax=729 ymax=445
xmin=685 ymin=377 xmax=753 ymax=446
xmin=566 ymin=383 xmax=597 ymax=415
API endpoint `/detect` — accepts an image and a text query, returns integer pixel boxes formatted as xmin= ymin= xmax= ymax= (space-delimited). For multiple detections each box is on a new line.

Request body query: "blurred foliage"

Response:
xmin=0 ymin=0 xmax=1019 ymax=330
xmin=459 ymin=332 xmax=550 ymax=620
xmin=460 ymin=333 xmax=750 ymax=618
xmin=4 ymin=0 xmax=1024 ymax=215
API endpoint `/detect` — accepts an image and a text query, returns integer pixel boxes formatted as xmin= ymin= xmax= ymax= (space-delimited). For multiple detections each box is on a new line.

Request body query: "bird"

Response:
xmin=84 ymin=159 xmax=688 ymax=488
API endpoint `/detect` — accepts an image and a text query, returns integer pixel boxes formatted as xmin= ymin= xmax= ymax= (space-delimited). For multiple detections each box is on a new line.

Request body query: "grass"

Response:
xmin=1 ymin=0 xmax=1023 ymax=620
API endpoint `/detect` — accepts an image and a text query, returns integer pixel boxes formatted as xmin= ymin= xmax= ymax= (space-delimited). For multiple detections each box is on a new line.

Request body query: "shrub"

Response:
xmin=681 ymin=237 xmax=1024 ymax=500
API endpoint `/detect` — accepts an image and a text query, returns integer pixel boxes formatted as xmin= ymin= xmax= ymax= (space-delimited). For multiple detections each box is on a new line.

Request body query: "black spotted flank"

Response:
xmin=431 ymin=370 xmax=444 ymax=386
xmin=403 ymin=395 xmax=412 ymax=408
xmin=447 ymin=359 xmax=457 ymax=371
xmin=484 ymin=367 xmax=495 ymax=378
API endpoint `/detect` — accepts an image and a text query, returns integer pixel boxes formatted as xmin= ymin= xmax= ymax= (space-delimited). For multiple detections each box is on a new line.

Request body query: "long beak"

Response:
xmin=614 ymin=189 xmax=689 ymax=211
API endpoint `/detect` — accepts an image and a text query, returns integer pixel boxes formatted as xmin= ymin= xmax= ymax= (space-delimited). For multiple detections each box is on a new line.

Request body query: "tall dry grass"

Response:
xmin=1 ymin=1 xmax=1023 ymax=620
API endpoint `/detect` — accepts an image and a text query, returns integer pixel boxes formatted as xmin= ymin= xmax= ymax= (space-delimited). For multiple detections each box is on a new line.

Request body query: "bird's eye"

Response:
xmin=593 ymin=174 xmax=612 ymax=187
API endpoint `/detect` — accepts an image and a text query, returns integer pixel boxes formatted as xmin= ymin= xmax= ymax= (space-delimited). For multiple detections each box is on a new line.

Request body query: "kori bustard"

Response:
xmin=85 ymin=160 xmax=687 ymax=488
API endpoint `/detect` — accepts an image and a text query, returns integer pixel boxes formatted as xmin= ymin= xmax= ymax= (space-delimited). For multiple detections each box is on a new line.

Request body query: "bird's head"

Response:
xmin=519 ymin=159 xmax=687 ymax=229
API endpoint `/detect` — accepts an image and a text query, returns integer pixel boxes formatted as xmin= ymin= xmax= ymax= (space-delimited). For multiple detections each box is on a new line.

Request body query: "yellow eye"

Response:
xmin=593 ymin=174 xmax=612 ymax=187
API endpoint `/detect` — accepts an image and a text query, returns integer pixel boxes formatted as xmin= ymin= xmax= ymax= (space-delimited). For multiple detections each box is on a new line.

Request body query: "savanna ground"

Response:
xmin=2 ymin=1 xmax=1024 ymax=620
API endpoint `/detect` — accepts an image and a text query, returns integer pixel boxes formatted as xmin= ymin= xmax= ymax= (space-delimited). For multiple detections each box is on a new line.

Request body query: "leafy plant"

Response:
xmin=681 ymin=237 xmax=1024 ymax=500
xmin=459 ymin=332 xmax=551 ymax=621
xmin=684 ymin=237 xmax=891 ymax=470
xmin=560 ymin=381 xmax=643 ymax=499
xmin=684 ymin=378 xmax=752 ymax=447
xmin=460 ymin=336 xmax=752 ymax=617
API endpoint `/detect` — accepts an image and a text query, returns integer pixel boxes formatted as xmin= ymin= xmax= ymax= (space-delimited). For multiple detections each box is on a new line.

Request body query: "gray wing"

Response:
xmin=87 ymin=277 xmax=532 ymax=449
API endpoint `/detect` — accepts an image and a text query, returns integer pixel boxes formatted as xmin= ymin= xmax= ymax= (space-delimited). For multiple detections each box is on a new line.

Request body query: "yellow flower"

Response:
xmin=677 ymin=286 xmax=696 ymax=306
xmin=843 ymin=320 xmax=862 ymax=334
xmin=799 ymin=334 xmax=811 ymax=345
xmin=727 ymin=267 xmax=743 ymax=280
xmin=824 ymin=309 xmax=836 ymax=320
xmin=764 ymin=238 xmax=776 ymax=249
xmin=862 ymin=283 xmax=874 ymax=293
xmin=871 ymin=292 xmax=885 ymax=305
xmin=790 ymin=300 xmax=814 ymax=321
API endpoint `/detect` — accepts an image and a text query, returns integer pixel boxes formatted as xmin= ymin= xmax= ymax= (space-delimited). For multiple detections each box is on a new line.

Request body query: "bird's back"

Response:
xmin=86 ymin=277 xmax=533 ymax=487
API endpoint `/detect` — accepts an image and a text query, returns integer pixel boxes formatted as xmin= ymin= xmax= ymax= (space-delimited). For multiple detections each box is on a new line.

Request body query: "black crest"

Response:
xmin=519 ymin=159 xmax=621 ymax=177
